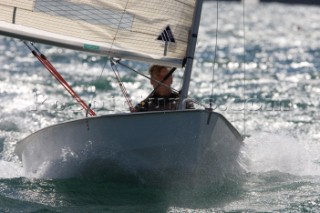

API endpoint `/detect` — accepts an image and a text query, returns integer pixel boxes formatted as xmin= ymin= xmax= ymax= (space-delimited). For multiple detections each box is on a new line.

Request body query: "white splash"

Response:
xmin=241 ymin=131 xmax=320 ymax=176
xmin=23 ymin=142 xmax=95 ymax=179
xmin=0 ymin=160 xmax=24 ymax=179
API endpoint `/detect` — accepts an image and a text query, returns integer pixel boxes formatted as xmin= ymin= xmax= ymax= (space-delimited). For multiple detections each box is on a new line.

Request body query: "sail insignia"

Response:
xmin=157 ymin=25 xmax=176 ymax=56
xmin=157 ymin=25 xmax=176 ymax=43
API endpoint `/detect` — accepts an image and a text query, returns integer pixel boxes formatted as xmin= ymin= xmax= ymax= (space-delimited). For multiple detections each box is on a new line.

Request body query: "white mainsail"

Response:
xmin=0 ymin=0 xmax=196 ymax=67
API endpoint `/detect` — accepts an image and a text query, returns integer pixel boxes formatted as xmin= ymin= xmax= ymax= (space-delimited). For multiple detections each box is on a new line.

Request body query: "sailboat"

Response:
xmin=0 ymin=0 xmax=243 ymax=182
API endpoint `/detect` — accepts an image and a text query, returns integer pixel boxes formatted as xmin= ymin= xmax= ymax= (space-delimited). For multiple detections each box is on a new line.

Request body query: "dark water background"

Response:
xmin=1 ymin=1 xmax=320 ymax=212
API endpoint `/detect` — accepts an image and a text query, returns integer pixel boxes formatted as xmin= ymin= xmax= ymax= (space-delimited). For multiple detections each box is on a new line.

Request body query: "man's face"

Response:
xmin=151 ymin=67 xmax=172 ymax=96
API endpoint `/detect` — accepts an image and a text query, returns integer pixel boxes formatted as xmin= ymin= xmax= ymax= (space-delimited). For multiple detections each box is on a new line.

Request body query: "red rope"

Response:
xmin=31 ymin=50 xmax=96 ymax=116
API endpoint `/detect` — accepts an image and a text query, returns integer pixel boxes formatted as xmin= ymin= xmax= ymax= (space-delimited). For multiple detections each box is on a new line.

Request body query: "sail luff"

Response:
xmin=0 ymin=0 xmax=196 ymax=68
xmin=179 ymin=0 xmax=204 ymax=109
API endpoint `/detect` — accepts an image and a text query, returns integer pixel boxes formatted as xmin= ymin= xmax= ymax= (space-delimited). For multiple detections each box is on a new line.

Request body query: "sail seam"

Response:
xmin=110 ymin=0 xmax=130 ymax=53
xmin=175 ymin=0 xmax=194 ymax=8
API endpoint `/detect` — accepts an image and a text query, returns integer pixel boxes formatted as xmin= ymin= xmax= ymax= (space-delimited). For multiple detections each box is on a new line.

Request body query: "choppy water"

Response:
xmin=1 ymin=1 xmax=320 ymax=212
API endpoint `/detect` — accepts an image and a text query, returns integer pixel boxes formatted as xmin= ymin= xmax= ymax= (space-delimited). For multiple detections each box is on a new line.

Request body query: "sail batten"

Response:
xmin=0 ymin=0 xmax=196 ymax=67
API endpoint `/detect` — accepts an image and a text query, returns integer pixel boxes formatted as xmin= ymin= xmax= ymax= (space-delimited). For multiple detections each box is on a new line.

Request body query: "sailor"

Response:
xmin=135 ymin=65 xmax=193 ymax=112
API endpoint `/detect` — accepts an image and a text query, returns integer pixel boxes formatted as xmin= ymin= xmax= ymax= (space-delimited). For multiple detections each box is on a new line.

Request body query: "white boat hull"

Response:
xmin=15 ymin=110 xmax=243 ymax=183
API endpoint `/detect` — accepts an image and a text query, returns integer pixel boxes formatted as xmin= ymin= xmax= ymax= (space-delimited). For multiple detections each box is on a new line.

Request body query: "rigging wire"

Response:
xmin=208 ymin=0 xmax=247 ymax=135
xmin=111 ymin=59 xmax=207 ymax=109
xmin=89 ymin=58 xmax=108 ymax=107
xmin=242 ymin=0 xmax=247 ymax=137
xmin=146 ymin=67 xmax=177 ymax=98
xmin=210 ymin=0 xmax=219 ymax=109
xmin=111 ymin=59 xmax=180 ymax=94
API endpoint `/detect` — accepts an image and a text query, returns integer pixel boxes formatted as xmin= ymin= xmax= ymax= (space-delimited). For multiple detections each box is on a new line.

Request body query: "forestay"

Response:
xmin=0 ymin=0 xmax=196 ymax=67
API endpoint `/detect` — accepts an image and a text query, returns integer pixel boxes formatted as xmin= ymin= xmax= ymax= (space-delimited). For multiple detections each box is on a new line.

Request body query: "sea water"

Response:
xmin=1 ymin=1 xmax=320 ymax=212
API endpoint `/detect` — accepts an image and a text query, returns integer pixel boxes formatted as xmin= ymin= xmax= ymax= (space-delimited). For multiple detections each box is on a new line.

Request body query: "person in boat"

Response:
xmin=135 ymin=65 xmax=194 ymax=112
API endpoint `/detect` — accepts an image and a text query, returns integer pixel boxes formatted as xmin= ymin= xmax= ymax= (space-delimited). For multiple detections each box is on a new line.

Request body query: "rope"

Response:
xmin=24 ymin=41 xmax=96 ymax=116
xmin=110 ymin=59 xmax=135 ymax=112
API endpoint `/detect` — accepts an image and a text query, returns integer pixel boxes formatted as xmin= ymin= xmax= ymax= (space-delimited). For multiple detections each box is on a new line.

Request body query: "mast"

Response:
xmin=179 ymin=0 xmax=204 ymax=110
